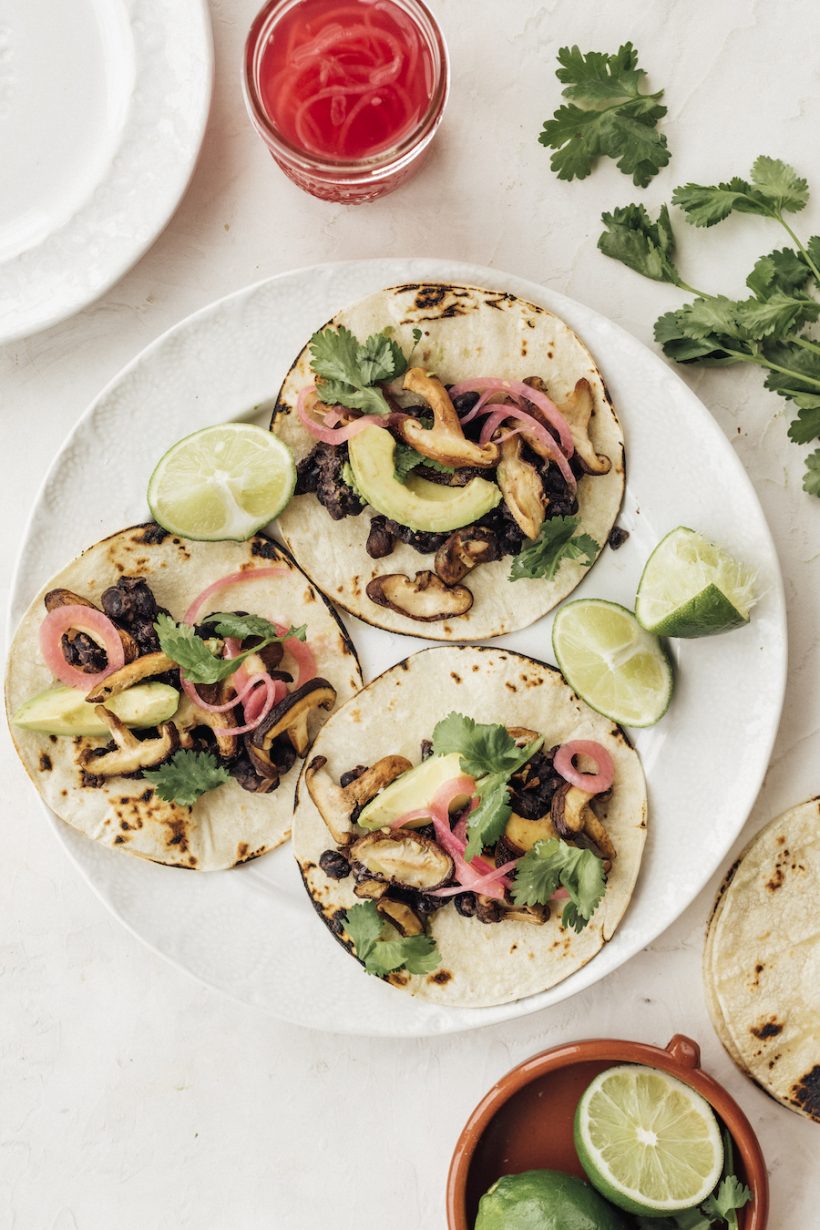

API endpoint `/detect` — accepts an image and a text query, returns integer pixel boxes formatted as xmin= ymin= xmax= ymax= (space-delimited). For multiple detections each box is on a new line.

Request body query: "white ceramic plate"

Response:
xmin=9 ymin=260 xmax=787 ymax=1036
xmin=0 ymin=0 xmax=212 ymax=344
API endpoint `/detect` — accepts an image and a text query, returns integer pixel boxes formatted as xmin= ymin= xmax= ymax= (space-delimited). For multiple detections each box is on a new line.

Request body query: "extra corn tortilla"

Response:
xmin=272 ymin=282 xmax=625 ymax=640
xmin=704 ymin=797 xmax=820 ymax=1123
xmin=6 ymin=525 xmax=362 ymax=871
xmin=292 ymin=645 xmax=647 ymax=1008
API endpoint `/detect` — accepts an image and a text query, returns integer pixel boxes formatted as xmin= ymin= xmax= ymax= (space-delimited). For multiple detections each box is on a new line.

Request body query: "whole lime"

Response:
xmin=474 ymin=1169 xmax=629 ymax=1230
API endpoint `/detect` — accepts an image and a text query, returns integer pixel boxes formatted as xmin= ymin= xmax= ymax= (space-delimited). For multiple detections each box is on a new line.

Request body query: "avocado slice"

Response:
xmin=13 ymin=682 xmax=180 ymax=737
xmin=357 ymin=752 xmax=469 ymax=830
xmin=347 ymin=426 xmax=501 ymax=533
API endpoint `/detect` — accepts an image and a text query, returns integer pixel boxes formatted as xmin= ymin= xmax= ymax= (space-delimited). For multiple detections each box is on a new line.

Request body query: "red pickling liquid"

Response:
xmin=258 ymin=0 xmax=435 ymax=161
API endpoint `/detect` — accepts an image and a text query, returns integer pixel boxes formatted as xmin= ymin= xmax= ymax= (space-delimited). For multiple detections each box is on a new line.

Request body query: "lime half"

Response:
xmin=147 ymin=424 xmax=296 ymax=541
xmin=636 ymin=527 xmax=757 ymax=638
xmin=575 ymin=1064 xmax=724 ymax=1217
xmin=552 ymin=599 xmax=673 ymax=727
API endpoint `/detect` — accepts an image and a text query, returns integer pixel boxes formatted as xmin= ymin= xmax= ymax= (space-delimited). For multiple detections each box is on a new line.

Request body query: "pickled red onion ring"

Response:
xmin=554 ymin=740 xmax=614 ymax=794
xmin=276 ymin=624 xmax=316 ymax=687
xmin=40 ymin=605 xmax=125 ymax=691
xmin=184 ymin=568 xmax=287 ymax=626
xmin=479 ymin=406 xmax=576 ymax=492
xmin=179 ymin=671 xmax=275 ymax=715
xmin=449 ymin=377 xmax=574 ymax=457
xmin=296 ymin=385 xmax=403 ymax=444
xmin=429 ymin=858 xmax=519 ymax=898
xmin=219 ymin=675 xmax=278 ymax=737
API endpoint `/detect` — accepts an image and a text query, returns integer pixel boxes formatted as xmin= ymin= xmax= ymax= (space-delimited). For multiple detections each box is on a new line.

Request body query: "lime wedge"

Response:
xmin=552 ymin=599 xmax=673 ymax=727
xmin=574 ymin=1064 xmax=724 ymax=1216
xmin=636 ymin=527 xmax=757 ymax=638
xmin=147 ymin=424 xmax=296 ymax=541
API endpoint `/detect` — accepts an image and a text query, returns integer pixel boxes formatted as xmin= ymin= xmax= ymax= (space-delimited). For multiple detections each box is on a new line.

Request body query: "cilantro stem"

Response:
xmin=723 ymin=347 xmax=820 ymax=389
xmin=778 ymin=215 xmax=820 ymax=284
xmin=790 ymin=334 xmax=820 ymax=359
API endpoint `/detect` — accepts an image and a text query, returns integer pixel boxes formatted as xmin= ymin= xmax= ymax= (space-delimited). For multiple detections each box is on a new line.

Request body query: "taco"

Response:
xmin=6 ymin=525 xmax=362 ymax=870
xmin=293 ymin=645 xmax=647 ymax=1007
xmin=703 ymin=798 xmax=820 ymax=1123
xmin=272 ymin=282 xmax=625 ymax=640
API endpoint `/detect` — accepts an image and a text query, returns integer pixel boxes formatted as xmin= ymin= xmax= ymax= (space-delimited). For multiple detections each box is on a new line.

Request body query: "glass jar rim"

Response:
xmin=242 ymin=0 xmax=450 ymax=177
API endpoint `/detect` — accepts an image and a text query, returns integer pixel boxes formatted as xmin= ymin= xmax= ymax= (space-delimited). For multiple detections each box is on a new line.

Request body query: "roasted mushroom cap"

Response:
xmin=366 ymin=571 xmax=473 ymax=622
xmin=172 ymin=691 xmax=238 ymax=760
xmin=343 ymin=756 xmax=414 ymax=808
xmin=551 ymin=782 xmax=616 ymax=860
xmin=496 ymin=431 xmax=547 ymax=540
xmin=555 ymin=379 xmax=611 ymax=475
xmin=350 ymin=828 xmax=454 ymax=891
xmin=45 ymin=588 xmax=139 ymax=664
xmin=85 ymin=652 xmax=177 ymax=703
xmin=434 ymin=527 xmax=499 ymax=585
xmin=305 ymin=753 xmax=413 ymax=845
xmin=82 ymin=706 xmax=178 ymax=776
xmin=376 ymin=898 xmax=424 ymax=936
xmin=475 ymin=894 xmax=547 ymax=925
xmin=503 ymin=811 xmax=559 ymax=855
xmin=396 ymin=368 xmax=499 ymax=468
xmin=251 ymin=678 xmax=336 ymax=757
xmin=353 ymin=876 xmax=389 ymax=900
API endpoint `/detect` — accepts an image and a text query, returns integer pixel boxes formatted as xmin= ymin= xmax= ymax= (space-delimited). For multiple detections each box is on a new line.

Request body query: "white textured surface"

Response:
xmin=1 ymin=0 xmax=818 ymax=1225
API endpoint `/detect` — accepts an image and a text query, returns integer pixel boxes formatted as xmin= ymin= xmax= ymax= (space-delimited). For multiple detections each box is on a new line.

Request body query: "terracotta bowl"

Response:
xmin=447 ymin=1034 xmax=768 ymax=1230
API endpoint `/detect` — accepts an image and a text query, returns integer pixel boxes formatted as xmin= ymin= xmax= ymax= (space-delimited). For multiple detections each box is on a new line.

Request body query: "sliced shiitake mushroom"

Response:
xmin=376 ymin=898 xmax=424 ymax=936
xmin=366 ymin=571 xmax=473 ymax=622
xmin=85 ymin=652 xmax=177 ymax=703
xmin=503 ymin=811 xmax=559 ymax=855
xmin=524 ymin=376 xmax=610 ymax=476
xmin=45 ymin=587 xmax=140 ymax=664
xmin=496 ymin=430 xmax=547 ymax=540
xmin=170 ymin=691 xmax=238 ymax=760
xmin=353 ymin=876 xmax=389 ymax=900
xmin=350 ymin=828 xmax=453 ymax=891
xmin=81 ymin=706 xmax=178 ymax=777
xmin=251 ymin=678 xmax=336 ymax=758
xmin=551 ymin=782 xmax=616 ymax=860
xmin=434 ymin=527 xmax=498 ymax=585
xmin=475 ymin=894 xmax=547 ymax=925
xmin=304 ymin=753 xmax=412 ymax=845
xmin=395 ymin=368 xmax=499 ymax=468
xmin=343 ymin=756 xmax=413 ymax=808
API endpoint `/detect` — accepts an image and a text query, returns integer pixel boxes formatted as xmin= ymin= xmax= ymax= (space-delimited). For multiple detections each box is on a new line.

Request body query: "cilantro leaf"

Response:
xmin=540 ymin=42 xmax=669 ymax=186
xmin=746 ymin=247 xmax=811 ymax=299
xmin=510 ymin=515 xmax=599 ymax=581
xmin=342 ymin=902 xmax=440 ymax=977
xmin=431 ymin=713 xmax=541 ymax=778
xmin=364 ymin=934 xmax=441 ymax=977
xmin=155 ymin=613 xmax=304 ymax=684
xmin=393 ymin=442 xmax=455 ymax=482
xmin=309 ymin=325 xmax=407 ymax=417
xmin=804 ymin=448 xmax=820 ymax=496
xmin=144 ymin=749 xmax=231 ymax=807
xmin=735 ymin=292 xmax=820 ymax=339
xmin=673 ymin=158 xmax=809 ymax=227
xmin=202 ymin=612 xmax=306 ymax=643
xmin=512 ymin=839 xmax=606 ymax=931
xmin=701 ymin=1175 xmax=752 ymax=1227
xmin=598 ymin=204 xmax=680 ymax=284
xmin=464 ymin=772 xmax=512 ymax=861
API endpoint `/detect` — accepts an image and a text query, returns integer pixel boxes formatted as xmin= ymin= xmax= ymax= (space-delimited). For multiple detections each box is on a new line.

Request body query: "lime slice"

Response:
xmin=147 ymin=424 xmax=296 ymax=541
xmin=636 ymin=527 xmax=757 ymax=638
xmin=552 ymin=599 xmax=673 ymax=727
xmin=574 ymin=1064 xmax=724 ymax=1217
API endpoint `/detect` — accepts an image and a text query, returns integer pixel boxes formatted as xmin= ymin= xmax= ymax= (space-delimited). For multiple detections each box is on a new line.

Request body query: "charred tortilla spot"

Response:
xmin=450 ymin=671 xmax=461 ymax=683
xmin=766 ymin=866 xmax=784 ymax=891
xmin=237 ymin=842 xmax=249 ymax=861
xmin=303 ymin=588 xmax=315 ymax=603
xmin=505 ymin=683 xmax=517 ymax=692
xmin=39 ymin=753 xmax=52 ymax=772
xmin=251 ymin=538 xmax=279 ymax=560
xmin=751 ymin=1017 xmax=783 ymax=1040
xmin=428 ymin=969 xmax=451 ymax=985
xmin=114 ymin=835 xmax=125 ymax=844
xmin=790 ymin=1066 xmax=820 ymax=1119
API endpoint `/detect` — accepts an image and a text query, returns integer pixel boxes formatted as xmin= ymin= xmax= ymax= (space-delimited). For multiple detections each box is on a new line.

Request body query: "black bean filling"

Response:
xmin=295 ymin=442 xmax=363 ymax=520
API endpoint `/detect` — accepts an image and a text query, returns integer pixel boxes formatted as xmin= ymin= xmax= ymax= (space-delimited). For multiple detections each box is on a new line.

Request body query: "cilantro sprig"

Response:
xmin=342 ymin=901 xmax=440 ymax=977
xmin=432 ymin=714 xmax=542 ymax=860
xmin=510 ymin=515 xmax=599 ymax=582
xmin=539 ymin=42 xmax=670 ymax=187
xmin=598 ymin=156 xmax=820 ymax=495
xmin=144 ymin=749 xmax=231 ymax=807
xmin=309 ymin=326 xmax=408 ymax=416
xmin=154 ymin=613 xmax=305 ymax=685
xmin=511 ymin=838 xmax=606 ymax=932
xmin=394 ymin=441 xmax=455 ymax=482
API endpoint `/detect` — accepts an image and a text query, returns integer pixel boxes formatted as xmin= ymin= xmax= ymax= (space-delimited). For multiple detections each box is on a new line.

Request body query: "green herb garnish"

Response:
xmin=511 ymin=838 xmax=606 ymax=932
xmin=144 ymin=749 xmax=231 ymax=807
xmin=539 ymin=42 xmax=669 ymax=186
xmin=394 ymin=441 xmax=455 ymax=482
xmin=154 ymin=612 xmax=305 ymax=685
xmin=342 ymin=901 xmax=440 ymax=977
xmin=309 ymin=325 xmax=408 ymax=416
xmin=598 ymin=156 xmax=820 ymax=495
xmin=510 ymin=515 xmax=599 ymax=581
xmin=431 ymin=713 xmax=542 ymax=859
